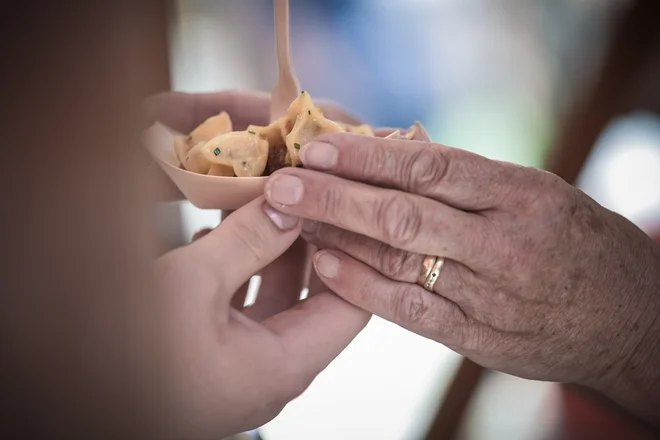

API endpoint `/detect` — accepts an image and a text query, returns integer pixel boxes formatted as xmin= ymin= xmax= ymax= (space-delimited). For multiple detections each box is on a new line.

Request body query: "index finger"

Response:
xmin=300 ymin=133 xmax=526 ymax=211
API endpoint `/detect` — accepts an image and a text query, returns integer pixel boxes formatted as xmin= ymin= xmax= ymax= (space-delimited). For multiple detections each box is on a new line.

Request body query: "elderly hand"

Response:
xmin=151 ymin=196 xmax=369 ymax=439
xmin=263 ymin=133 xmax=660 ymax=424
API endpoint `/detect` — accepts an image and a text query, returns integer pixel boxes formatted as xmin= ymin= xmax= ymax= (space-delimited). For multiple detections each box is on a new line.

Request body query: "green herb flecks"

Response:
xmin=213 ymin=148 xmax=221 ymax=156
xmin=248 ymin=130 xmax=256 ymax=135
xmin=294 ymin=143 xmax=300 ymax=150
xmin=308 ymin=110 xmax=311 ymax=115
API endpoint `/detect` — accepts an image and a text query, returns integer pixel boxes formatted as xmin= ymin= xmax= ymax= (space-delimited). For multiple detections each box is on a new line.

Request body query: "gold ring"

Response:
xmin=423 ymin=257 xmax=445 ymax=292
xmin=417 ymin=255 xmax=437 ymax=285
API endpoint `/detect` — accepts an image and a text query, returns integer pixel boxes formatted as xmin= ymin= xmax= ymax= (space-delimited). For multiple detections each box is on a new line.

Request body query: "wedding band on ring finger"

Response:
xmin=417 ymin=255 xmax=437 ymax=285
xmin=303 ymin=223 xmax=474 ymax=305
xmin=423 ymin=256 xmax=445 ymax=291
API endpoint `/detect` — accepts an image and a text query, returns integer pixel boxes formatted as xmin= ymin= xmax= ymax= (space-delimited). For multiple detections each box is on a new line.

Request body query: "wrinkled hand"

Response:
xmin=263 ymin=133 xmax=660 ymax=423
xmin=151 ymin=197 xmax=369 ymax=439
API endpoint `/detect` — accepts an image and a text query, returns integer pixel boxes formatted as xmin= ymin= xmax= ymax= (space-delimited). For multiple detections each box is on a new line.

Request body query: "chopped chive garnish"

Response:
xmin=308 ymin=110 xmax=311 ymax=115
xmin=248 ymin=130 xmax=256 ymax=135
xmin=213 ymin=148 xmax=221 ymax=156
xmin=294 ymin=143 xmax=300 ymax=150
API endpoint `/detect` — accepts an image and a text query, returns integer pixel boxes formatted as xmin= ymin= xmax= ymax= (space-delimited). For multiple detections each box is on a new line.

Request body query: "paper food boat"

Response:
xmin=143 ymin=119 xmax=431 ymax=210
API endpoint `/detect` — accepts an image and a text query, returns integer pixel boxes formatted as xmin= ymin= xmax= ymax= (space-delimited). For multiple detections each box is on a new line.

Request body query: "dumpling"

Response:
xmin=189 ymin=111 xmax=232 ymax=145
xmin=182 ymin=141 xmax=213 ymax=174
xmin=247 ymin=122 xmax=284 ymax=146
xmin=247 ymin=122 xmax=291 ymax=174
xmin=281 ymin=91 xmax=344 ymax=166
xmin=176 ymin=111 xmax=234 ymax=174
xmin=403 ymin=121 xmax=431 ymax=142
xmin=207 ymin=164 xmax=234 ymax=176
xmin=385 ymin=122 xmax=431 ymax=142
xmin=339 ymin=122 xmax=375 ymax=137
xmin=201 ymin=131 xmax=269 ymax=177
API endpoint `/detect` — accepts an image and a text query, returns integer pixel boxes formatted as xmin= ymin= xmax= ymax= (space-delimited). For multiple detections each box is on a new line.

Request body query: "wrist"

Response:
xmin=592 ymin=275 xmax=660 ymax=425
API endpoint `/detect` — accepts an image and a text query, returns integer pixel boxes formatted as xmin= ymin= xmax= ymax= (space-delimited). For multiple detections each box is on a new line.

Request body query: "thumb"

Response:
xmin=262 ymin=292 xmax=371 ymax=386
xmin=192 ymin=196 xmax=301 ymax=296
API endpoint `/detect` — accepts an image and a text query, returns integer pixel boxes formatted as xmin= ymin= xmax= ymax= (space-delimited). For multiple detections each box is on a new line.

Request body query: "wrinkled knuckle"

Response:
xmin=404 ymin=145 xmax=449 ymax=194
xmin=374 ymin=244 xmax=411 ymax=279
xmin=531 ymin=172 xmax=572 ymax=210
xmin=376 ymin=194 xmax=422 ymax=248
xmin=318 ymin=186 xmax=343 ymax=218
xmin=390 ymin=286 xmax=429 ymax=325
xmin=359 ymin=143 xmax=387 ymax=175
xmin=355 ymin=276 xmax=379 ymax=307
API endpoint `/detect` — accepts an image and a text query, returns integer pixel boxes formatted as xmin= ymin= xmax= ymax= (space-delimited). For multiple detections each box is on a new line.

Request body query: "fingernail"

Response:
xmin=301 ymin=141 xmax=338 ymax=170
xmin=267 ymin=174 xmax=304 ymax=206
xmin=315 ymin=251 xmax=340 ymax=279
xmin=263 ymin=204 xmax=299 ymax=230
xmin=302 ymin=220 xmax=318 ymax=234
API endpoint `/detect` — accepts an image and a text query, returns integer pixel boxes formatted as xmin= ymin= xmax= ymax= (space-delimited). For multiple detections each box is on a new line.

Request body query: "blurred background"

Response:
xmin=158 ymin=0 xmax=660 ymax=438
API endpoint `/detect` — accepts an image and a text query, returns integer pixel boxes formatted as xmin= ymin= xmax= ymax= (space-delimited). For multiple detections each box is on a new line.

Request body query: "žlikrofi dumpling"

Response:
xmin=182 ymin=141 xmax=213 ymax=174
xmin=201 ymin=131 xmax=269 ymax=178
xmin=339 ymin=122 xmax=375 ymax=137
xmin=171 ymin=91 xmax=429 ymax=177
xmin=189 ymin=111 xmax=232 ymax=145
xmin=175 ymin=111 xmax=234 ymax=176
xmin=385 ymin=122 xmax=431 ymax=142
xmin=282 ymin=91 xmax=344 ymax=166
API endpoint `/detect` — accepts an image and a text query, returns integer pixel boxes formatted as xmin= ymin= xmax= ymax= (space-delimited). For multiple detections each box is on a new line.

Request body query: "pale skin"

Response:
xmin=143 ymin=90 xmax=359 ymax=312
xmin=1 ymin=88 xmax=368 ymax=440
xmin=263 ymin=132 xmax=660 ymax=427
xmin=141 ymin=91 xmax=370 ymax=438
xmin=148 ymin=196 xmax=370 ymax=439
xmin=2 ymin=3 xmax=370 ymax=437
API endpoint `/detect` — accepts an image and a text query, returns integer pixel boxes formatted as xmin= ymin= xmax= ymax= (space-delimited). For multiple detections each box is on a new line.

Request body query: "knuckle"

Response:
xmin=375 ymin=243 xmax=420 ymax=281
xmin=358 ymin=140 xmax=388 ymax=174
xmin=526 ymin=171 xmax=572 ymax=212
xmin=354 ymin=275 xmax=376 ymax=306
xmin=376 ymin=193 xmax=422 ymax=248
xmin=318 ymin=185 xmax=344 ymax=219
xmin=403 ymin=145 xmax=449 ymax=194
xmin=390 ymin=286 xmax=430 ymax=325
